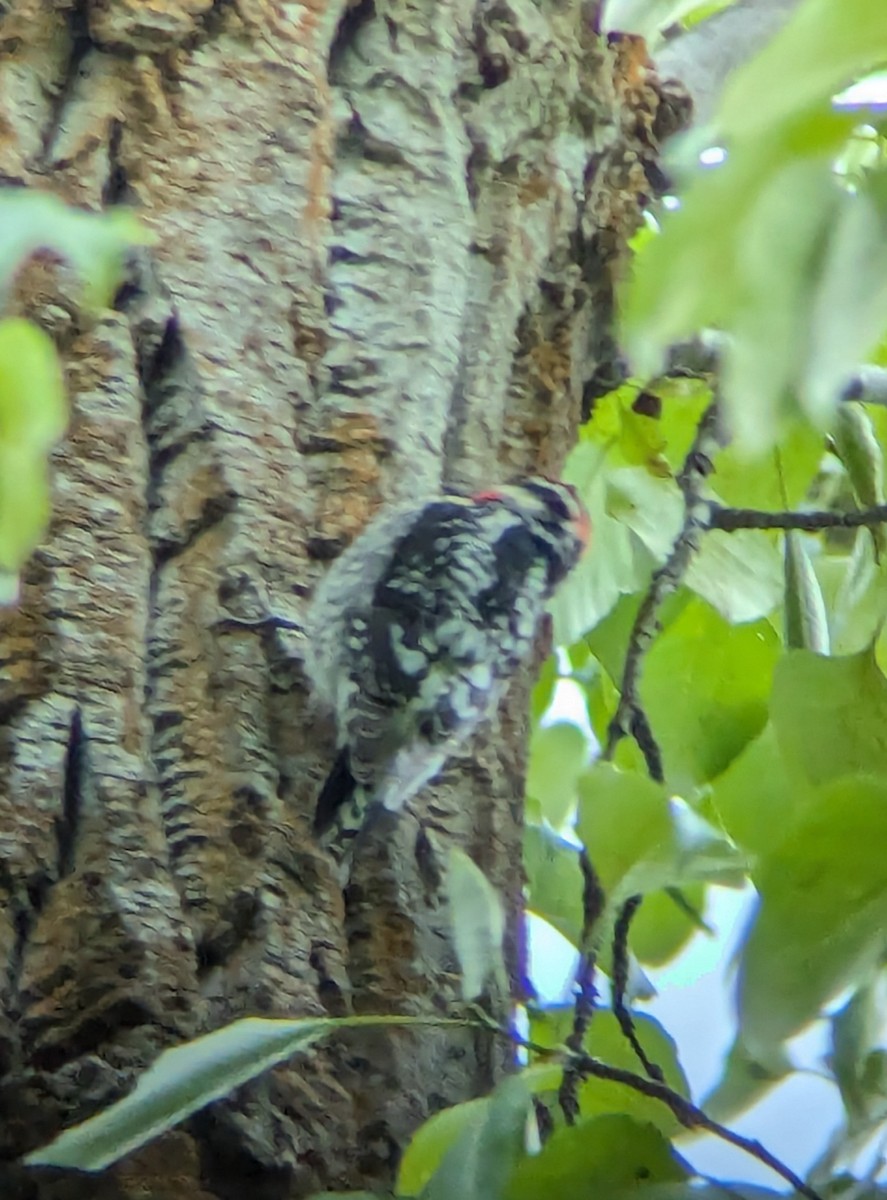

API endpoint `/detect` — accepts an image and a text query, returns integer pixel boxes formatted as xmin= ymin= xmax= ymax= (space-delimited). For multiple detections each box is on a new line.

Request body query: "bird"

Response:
xmin=303 ymin=477 xmax=590 ymax=858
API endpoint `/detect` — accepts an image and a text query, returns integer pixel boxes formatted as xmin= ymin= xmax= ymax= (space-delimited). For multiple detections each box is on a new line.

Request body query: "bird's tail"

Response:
xmin=314 ymin=748 xmax=372 ymax=868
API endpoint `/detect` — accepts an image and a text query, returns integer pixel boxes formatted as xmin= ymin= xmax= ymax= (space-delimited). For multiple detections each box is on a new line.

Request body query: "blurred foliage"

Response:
xmin=623 ymin=0 xmax=887 ymax=454
xmin=0 ymin=191 xmax=147 ymax=602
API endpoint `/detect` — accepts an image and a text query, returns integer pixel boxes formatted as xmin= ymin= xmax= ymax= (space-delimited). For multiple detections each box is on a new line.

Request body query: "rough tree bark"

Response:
xmin=0 ymin=1 xmax=683 ymax=1196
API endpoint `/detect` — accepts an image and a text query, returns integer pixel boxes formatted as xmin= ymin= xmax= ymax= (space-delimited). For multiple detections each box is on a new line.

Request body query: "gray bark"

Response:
xmin=0 ymin=0 xmax=682 ymax=1195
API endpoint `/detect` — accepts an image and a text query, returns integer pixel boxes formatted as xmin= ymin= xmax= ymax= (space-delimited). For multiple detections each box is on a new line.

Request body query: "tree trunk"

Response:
xmin=0 ymin=1 xmax=681 ymax=1195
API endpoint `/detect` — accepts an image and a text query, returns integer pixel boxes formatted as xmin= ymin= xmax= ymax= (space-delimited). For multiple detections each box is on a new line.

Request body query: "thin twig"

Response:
xmin=508 ymin=1020 xmax=824 ymax=1200
xmin=611 ymin=896 xmax=664 ymax=1081
xmin=573 ymin=1054 xmax=824 ymax=1200
xmin=604 ymin=400 xmax=722 ymax=768
xmin=596 ymin=404 xmax=723 ymax=1081
xmin=709 ymin=501 xmax=887 ymax=533
xmin=558 ymin=850 xmax=606 ymax=1123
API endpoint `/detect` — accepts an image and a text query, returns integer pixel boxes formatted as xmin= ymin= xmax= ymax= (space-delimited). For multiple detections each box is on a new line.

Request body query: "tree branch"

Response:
xmin=605 ymin=399 xmax=722 ymax=768
xmin=500 ymin=1015 xmax=825 ymax=1200
xmin=610 ymin=895 xmax=664 ymax=1081
xmin=660 ymin=333 xmax=887 ymax=410
xmin=572 ymin=1053 xmax=824 ymax=1200
xmin=558 ymin=849 xmax=606 ymax=1124
xmin=708 ymin=501 xmax=887 ymax=533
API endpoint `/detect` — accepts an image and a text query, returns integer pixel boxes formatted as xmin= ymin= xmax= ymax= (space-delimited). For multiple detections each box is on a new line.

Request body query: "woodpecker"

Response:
xmin=304 ymin=478 xmax=590 ymax=857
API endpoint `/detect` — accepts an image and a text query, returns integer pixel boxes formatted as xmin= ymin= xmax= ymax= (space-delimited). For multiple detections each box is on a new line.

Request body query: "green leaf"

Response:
xmin=0 ymin=319 xmax=66 ymax=446
xmin=0 ymin=319 xmax=66 ymax=577
xmin=710 ymin=420 xmax=824 ymax=511
xmin=26 ymin=1015 xmax=458 ymax=1171
xmin=622 ymin=0 xmax=887 ymax=456
xmin=718 ymin=0 xmax=887 ymax=140
xmin=0 ymin=190 xmax=150 ymax=308
xmin=26 ymin=1018 xmax=334 ymax=1170
xmin=422 ymin=1075 xmax=531 ymax=1200
xmin=530 ymin=655 xmax=558 ymax=725
xmin=831 ymin=403 xmax=885 ymax=514
xmin=581 ymin=1011 xmax=689 ymax=1136
xmin=447 ymin=848 xmax=506 ymax=1000
xmin=523 ymin=824 xmax=583 ymax=947
xmin=629 ymin=883 xmax=707 ymax=967
xmin=504 ymin=1114 xmax=688 ymax=1200
xmin=576 ymin=762 xmax=743 ymax=907
xmin=771 ymin=648 xmax=887 ymax=786
xmin=306 ymin=1194 xmax=380 ymax=1200
xmin=641 ymin=599 xmax=780 ymax=792
xmin=826 ymin=393 xmax=887 ymax=557
xmin=650 ymin=379 xmax=713 ymax=473
xmin=721 ymin=156 xmax=839 ymax=451
xmin=784 ymin=533 xmax=830 ymax=653
xmin=739 ymin=775 xmax=887 ymax=1056
xmin=686 ymin=528 xmax=782 ymax=624
xmin=399 ymin=1066 xmax=564 ymax=1197
xmin=620 ymin=1188 xmax=784 ymax=1200
xmin=398 ymin=1099 xmax=489 ymax=1197
xmin=528 ymin=1006 xmax=689 ymax=1135
xmin=706 ymin=723 xmax=807 ymax=855
xmin=703 ymin=1036 xmax=792 ymax=1123
xmin=605 ymin=466 xmax=683 ymax=560
xmin=553 ymin=444 xmax=658 ymax=642
xmin=829 ymin=976 xmax=887 ymax=1125
xmin=829 ymin=534 xmax=887 ymax=654
xmin=526 ymin=722 xmax=589 ymax=829
xmin=583 ymin=588 xmax=691 ymax=686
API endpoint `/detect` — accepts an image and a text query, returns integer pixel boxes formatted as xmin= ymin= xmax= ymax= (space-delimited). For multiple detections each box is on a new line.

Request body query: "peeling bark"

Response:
xmin=0 ymin=0 xmax=684 ymax=1195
